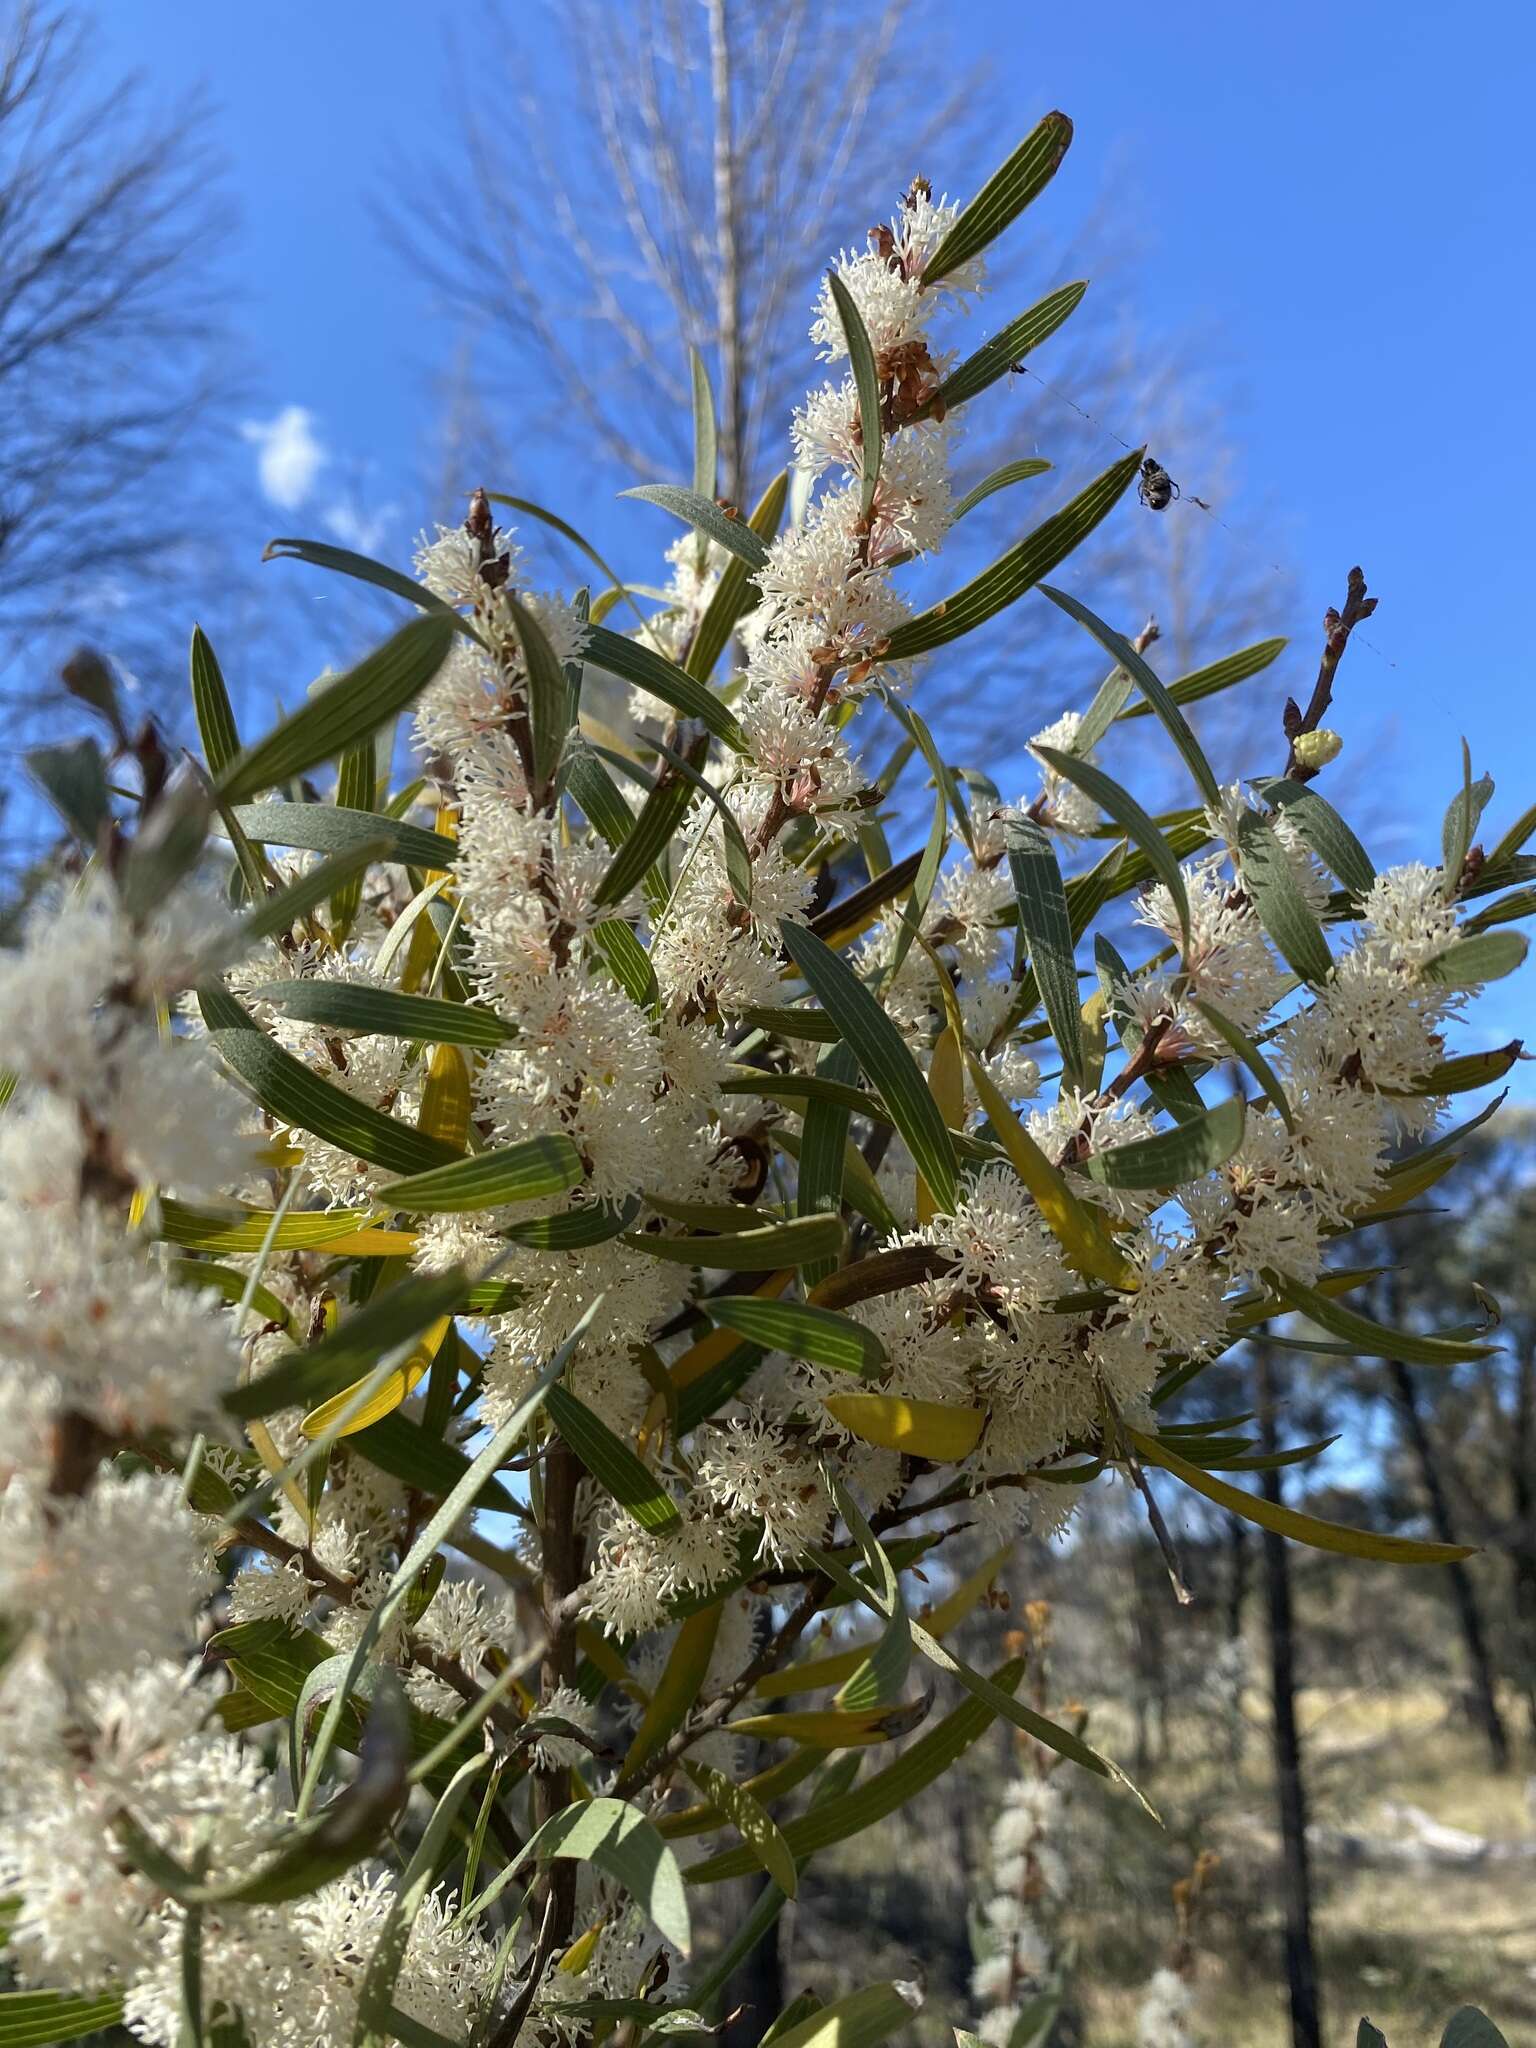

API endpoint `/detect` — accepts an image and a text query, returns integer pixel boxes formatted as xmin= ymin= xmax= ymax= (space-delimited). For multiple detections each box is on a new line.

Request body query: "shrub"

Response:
xmin=1 ymin=110 xmax=1528 ymax=2048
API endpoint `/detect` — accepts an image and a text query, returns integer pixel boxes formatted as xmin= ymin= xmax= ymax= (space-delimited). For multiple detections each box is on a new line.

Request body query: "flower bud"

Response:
xmin=1293 ymin=727 xmax=1343 ymax=770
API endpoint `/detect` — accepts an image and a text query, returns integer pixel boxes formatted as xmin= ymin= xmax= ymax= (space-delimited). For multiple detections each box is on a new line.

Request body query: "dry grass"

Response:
xmin=1077 ymin=1687 xmax=1536 ymax=2048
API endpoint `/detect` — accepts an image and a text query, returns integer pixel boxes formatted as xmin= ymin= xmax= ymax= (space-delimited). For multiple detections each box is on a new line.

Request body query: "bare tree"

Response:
xmin=394 ymin=0 xmax=987 ymax=506
xmin=0 ymin=2 xmax=232 ymax=716
xmin=395 ymin=0 xmax=1302 ymax=795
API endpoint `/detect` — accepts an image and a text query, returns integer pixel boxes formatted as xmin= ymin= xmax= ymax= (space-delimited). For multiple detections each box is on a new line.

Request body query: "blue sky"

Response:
xmin=96 ymin=0 xmax=1536 ymax=1054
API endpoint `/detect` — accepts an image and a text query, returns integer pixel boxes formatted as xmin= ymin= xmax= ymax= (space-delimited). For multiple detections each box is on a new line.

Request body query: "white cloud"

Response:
xmin=240 ymin=405 xmax=327 ymax=510
xmin=322 ymin=497 xmax=398 ymax=556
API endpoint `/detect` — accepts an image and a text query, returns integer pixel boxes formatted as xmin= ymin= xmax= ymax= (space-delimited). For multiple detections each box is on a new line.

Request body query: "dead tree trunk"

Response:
xmin=1255 ymin=1345 xmax=1324 ymax=2048
xmin=1387 ymin=1359 xmax=1511 ymax=1770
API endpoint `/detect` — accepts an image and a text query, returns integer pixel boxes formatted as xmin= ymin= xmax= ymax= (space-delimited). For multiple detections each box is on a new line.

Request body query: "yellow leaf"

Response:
xmin=620 ymin=1605 xmax=721 ymax=1778
xmin=299 ymin=1314 xmax=452 ymax=1439
xmin=1080 ymin=988 xmax=1109 ymax=1093
xmin=754 ymin=1544 xmax=1010 ymax=1699
xmin=965 ymin=1050 xmax=1138 ymax=1290
xmin=419 ymin=1043 xmax=471 ymax=1150
xmin=918 ymin=1025 xmax=964 ymax=1225
xmin=1349 ymin=1151 xmax=1460 ymax=1220
xmin=1129 ymin=1427 xmax=1476 ymax=1565
xmin=557 ymin=1924 xmax=601 ymax=1975
xmin=823 ymin=1391 xmax=984 ymax=1461
xmin=725 ymin=1698 xmax=930 ymax=1747
xmin=639 ymin=1270 xmax=795 ymax=1449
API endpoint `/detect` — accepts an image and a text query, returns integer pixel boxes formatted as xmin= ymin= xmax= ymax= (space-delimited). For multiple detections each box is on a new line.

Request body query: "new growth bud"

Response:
xmin=1292 ymin=728 xmax=1343 ymax=770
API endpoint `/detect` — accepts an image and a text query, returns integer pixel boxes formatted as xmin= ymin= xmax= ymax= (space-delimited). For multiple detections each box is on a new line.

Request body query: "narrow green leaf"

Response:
xmin=812 ymin=1544 xmax=1146 ymax=1807
xmin=225 ymin=1267 xmax=470 ymax=1422
xmin=752 ymin=1985 xmax=917 ymax=2048
xmin=1440 ymin=2010 xmax=1509 ymax=2048
xmin=588 ymin=918 xmax=659 ymax=1011
xmin=795 ymin=1039 xmax=858 ymax=1286
xmin=0 ymin=1991 xmax=127 ymax=2047
xmin=505 ymin=1198 xmax=640 ymax=1249
xmin=826 ymin=269 xmax=882 ymax=516
xmin=825 ymin=1480 xmax=910 ymax=1711
xmin=1131 ymin=1426 xmax=1476 ymax=1564
xmin=506 ymin=591 xmax=571 ymax=789
xmin=1118 ymin=638 xmax=1287 ymax=724
xmin=686 ymin=467 xmax=789 ymax=682
xmin=190 ymin=625 xmax=240 ymax=775
xmin=624 ymin=1212 xmax=844 ymax=1273
xmin=236 ymin=840 xmax=392 ymax=944
xmin=217 ymin=615 xmax=455 ymax=801
xmin=1005 ymin=817 xmax=1083 ymax=1090
xmin=685 ymin=1660 xmax=1023 ymax=1882
xmin=1252 ymin=777 xmax=1376 ymax=900
xmin=516 ymin=1798 xmax=691 ymax=1954
xmin=205 ymin=1015 xmax=460 ymax=1178
xmin=255 ymin=981 xmax=513 ymax=1048
xmin=689 ymin=346 xmax=718 ymax=542
xmin=594 ymin=758 xmax=697 ymax=908
xmin=922 ymin=111 xmax=1074 ymax=284
xmin=348 ymin=1410 xmax=516 ymax=1514
xmin=1441 ymin=741 xmax=1494 ymax=899
xmin=1190 ymin=1000 xmax=1295 ymax=1129
xmin=647 ymin=729 xmax=752 ymax=905
xmin=781 ymin=921 xmax=959 ymax=1213
xmin=1423 ymin=931 xmax=1529 ymax=987
xmin=26 ymin=738 xmax=109 ymax=845
xmin=620 ymin=484 xmax=770 ymax=570
xmin=622 ymin=1606 xmax=722 ymax=1778
xmin=1389 ymin=1042 xmax=1525 ymax=1096
xmin=950 ymin=457 xmax=1053 ymax=523
xmin=380 ymin=1134 xmax=584 ymax=1214
xmin=1236 ymin=809 xmax=1334 ymax=983
xmin=879 ymin=452 xmax=1141 ymax=661
xmin=546 ymin=1381 xmax=680 ymax=1532
xmin=934 ymin=280 xmax=1086 ymax=411
xmin=1267 ymin=1270 xmax=1497 ymax=1367
xmin=1033 ymin=745 xmax=1190 ymax=944
xmin=1039 ymin=583 xmax=1220 ymax=806
xmin=263 ymin=536 xmax=464 ymax=626
xmin=680 ymin=1759 xmax=798 ymax=1898
xmin=702 ymin=1297 xmax=885 ymax=1375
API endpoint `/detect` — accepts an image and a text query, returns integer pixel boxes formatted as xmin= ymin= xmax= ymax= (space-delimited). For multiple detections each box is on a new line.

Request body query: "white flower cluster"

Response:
xmin=0 ymin=870 xmax=503 ymax=2046
xmin=970 ymin=1770 xmax=1068 ymax=2044
xmin=1137 ymin=1966 xmax=1198 ymax=2048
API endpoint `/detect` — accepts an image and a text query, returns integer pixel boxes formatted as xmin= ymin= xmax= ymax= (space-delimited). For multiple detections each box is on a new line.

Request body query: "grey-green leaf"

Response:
xmin=1039 ymin=582 xmax=1220 ymax=807
xmin=1005 ymin=817 xmax=1083 ymax=1091
xmin=546 ymin=1381 xmax=680 ymax=1532
xmin=879 ymin=452 xmax=1141 ymax=661
xmin=217 ymin=615 xmax=455 ymax=802
xmin=1032 ymin=745 xmax=1191 ymax=945
xmin=1236 ymin=809 xmax=1334 ymax=983
xmin=1252 ymin=777 xmax=1376 ymax=900
xmin=620 ymin=484 xmax=769 ymax=570
xmin=922 ymin=112 xmax=1074 ymax=285
xmin=781 ymin=921 xmax=959 ymax=1214
xmin=826 ymin=268 xmax=882 ymax=516
xmin=1078 ymin=1096 xmax=1245 ymax=1190
xmin=935 ymin=280 xmax=1086 ymax=411
xmin=380 ymin=1135 xmax=584 ymax=1214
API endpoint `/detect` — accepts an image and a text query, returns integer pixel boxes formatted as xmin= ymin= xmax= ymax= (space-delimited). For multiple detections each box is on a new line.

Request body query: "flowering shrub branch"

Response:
xmin=0 ymin=104 xmax=1530 ymax=2048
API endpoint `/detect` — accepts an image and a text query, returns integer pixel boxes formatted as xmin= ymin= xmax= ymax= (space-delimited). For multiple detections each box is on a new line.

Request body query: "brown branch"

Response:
xmin=1282 ymin=566 xmax=1377 ymax=782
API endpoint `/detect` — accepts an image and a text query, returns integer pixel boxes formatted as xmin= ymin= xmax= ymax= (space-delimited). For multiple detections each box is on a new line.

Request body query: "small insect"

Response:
xmin=1007 ymin=359 xmax=1028 ymax=376
xmin=1137 ymin=457 xmax=1180 ymax=511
